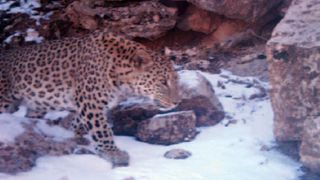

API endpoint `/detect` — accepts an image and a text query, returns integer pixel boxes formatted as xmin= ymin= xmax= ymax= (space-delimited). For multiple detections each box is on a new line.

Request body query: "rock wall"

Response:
xmin=185 ymin=0 xmax=282 ymax=23
xmin=266 ymin=0 xmax=320 ymax=172
xmin=1 ymin=0 xmax=287 ymax=50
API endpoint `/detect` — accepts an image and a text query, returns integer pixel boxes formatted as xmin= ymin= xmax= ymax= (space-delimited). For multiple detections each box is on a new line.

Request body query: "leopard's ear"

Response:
xmin=132 ymin=49 xmax=154 ymax=71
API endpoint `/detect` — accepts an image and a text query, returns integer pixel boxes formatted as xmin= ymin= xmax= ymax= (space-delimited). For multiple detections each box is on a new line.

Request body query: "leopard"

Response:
xmin=0 ymin=30 xmax=180 ymax=167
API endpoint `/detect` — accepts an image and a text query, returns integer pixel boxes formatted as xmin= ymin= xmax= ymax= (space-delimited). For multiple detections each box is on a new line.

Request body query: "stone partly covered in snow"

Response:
xmin=110 ymin=99 xmax=160 ymax=136
xmin=64 ymin=1 xmax=177 ymax=39
xmin=136 ymin=111 xmax=197 ymax=145
xmin=0 ymin=119 xmax=76 ymax=174
xmin=110 ymin=70 xmax=225 ymax=136
xmin=176 ymin=70 xmax=225 ymax=126
xmin=266 ymin=0 xmax=320 ymax=173
xmin=185 ymin=0 xmax=282 ymax=23
xmin=164 ymin=148 xmax=192 ymax=159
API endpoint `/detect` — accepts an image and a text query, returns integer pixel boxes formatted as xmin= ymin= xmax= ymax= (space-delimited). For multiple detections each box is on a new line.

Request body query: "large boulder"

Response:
xmin=177 ymin=70 xmax=225 ymax=126
xmin=185 ymin=0 xmax=282 ymax=23
xmin=63 ymin=1 xmax=177 ymax=39
xmin=111 ymin=70 xmax=225 ymax=136
xmin=266 ymin=0 xmax=320 ymax=172
xmin=110 ymin=99 xmax=159 ymax=136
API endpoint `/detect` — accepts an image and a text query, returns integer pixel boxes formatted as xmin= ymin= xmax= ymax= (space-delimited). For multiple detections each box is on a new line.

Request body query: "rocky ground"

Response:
xmin=1 ymin=0 xmax=320 ymax=179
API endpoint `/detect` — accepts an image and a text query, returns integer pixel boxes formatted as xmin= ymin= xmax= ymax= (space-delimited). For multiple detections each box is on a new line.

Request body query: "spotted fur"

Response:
xmin=0 ymin=30 xmax=180 ymax=167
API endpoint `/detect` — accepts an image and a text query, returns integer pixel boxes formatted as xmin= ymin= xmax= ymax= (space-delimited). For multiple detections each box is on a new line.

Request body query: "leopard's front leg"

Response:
xmin=73 ymin=96 xmax=129 ymax=167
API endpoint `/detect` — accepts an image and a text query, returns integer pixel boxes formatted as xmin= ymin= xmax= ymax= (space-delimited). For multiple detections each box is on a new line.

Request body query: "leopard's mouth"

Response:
xmin=154 ymin=98 xmax=178 ymax=111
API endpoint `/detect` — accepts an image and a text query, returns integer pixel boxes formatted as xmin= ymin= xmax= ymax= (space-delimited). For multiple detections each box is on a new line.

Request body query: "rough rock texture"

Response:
xmin=136 ymin=111 xmax=197 ymax=145
xmin=266 ymin=0 xmax=320 ymax=172
xmin=177 ymin=71 xmax=225 ymax=126
xmin=0 ymin=119 xmax=77 ymax=174
xmin=223 ymin=44 xmax=269 ymax=81
xmin=110 ymin=70 xmax=225 ymax=136
xmin=63 ymin=1 xmax=177 ymax=39
xmin=301 ymin=116 xmax=320 ymax=173
xmin=185 ymin=0 xmax=282 ymax=23
xmin=177 ymin=5 xmax=222 ymax=34
xmin=164 ymin=148 xmax=192 ymax=159
xmin=201 ymin=19 xmax=248 ymax=48
xmin=110 ymin=101 xmax=160 ymax=136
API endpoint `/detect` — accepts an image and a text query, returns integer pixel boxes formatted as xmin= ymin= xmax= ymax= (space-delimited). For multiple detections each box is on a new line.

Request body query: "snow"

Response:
xmin=8 ymin=0 xmax=40 ymax=15
xmin=35 ymin=120 xmax=74 ymax=142
xmin=4 ymin=32 xmax=21 ymax=44
xmin=25 ymin=28 xmax=44 ymax=43
xmin=1 ymin=0 xmax=53 ymax=44
xmin=0 ymin=0 xmax=14 ymax=11
xmin=44 ymin=110 xmax=70 ymax=121
xmin=1 ymin=0 xmax=52 ymax=24
xmin=153 ymin=111 xmax=190 ymax=118
xmin=118 ymin=97 xmax=153 ymax=108
xmin=0 ymin=70 xmax=303 ymax=180
xmin=178 ymin=70 xmax=201 ymax=88
xmin=0 ymin=113 xmax=25 ymax=144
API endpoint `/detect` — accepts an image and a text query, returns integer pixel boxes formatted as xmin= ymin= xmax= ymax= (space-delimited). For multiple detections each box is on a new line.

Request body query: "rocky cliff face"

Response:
xmin=1 ymin=0 xmax=286 ymax=51
xmin=5 ymin=0 xmax=319 ymax=176
xmin=267 ymin=0 xmax=320 ymax=172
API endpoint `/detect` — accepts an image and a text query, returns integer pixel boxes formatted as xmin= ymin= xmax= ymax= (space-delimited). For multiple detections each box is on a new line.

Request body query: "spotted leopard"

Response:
xmin=0 ymin=30 xmax=180 ymax=167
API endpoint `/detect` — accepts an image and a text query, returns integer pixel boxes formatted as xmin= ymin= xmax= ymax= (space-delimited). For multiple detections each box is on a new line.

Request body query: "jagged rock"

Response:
xmin=201 ymin=19 xmax=248 ymax=48
xmin=164 ymin=148 xmax=192 ymax=159
xmin=136 ymin=111 xmax=197 ymax=145
xmin=266 ymin=0 xmax=320 ymax=173
xmin=0 ymin=119 xmax=77 ymax=174
xmin=176 ymin=70 xmax=225 ymax=126
xmin=110 ymin=100 xmax=160 ymax=136
xmin=63 ymin=1 xmax=177 ymax=39
xmin=177 ymin=5 xmax=222 ymax=34
xmin=111 ymin=70 xmax=224 ymax=136
xmin=184 ymin=0 xmax=282 ymax=23
xmin=223 ymin=44 xmax=269 ymax=81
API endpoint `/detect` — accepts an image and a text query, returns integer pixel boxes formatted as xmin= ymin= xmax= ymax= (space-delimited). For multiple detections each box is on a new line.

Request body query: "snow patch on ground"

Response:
xmin=35 ymin=120 xmax=74 ymax=142
xmin=44 ymin=110 xmax=70 ymax=121
xmin=0 ymin=70 xmax=303 ymax=180
xmin=178 ymin=70 xmax=201 ymax=88
xmin=0 ymin=113 xmax=26 ymax=144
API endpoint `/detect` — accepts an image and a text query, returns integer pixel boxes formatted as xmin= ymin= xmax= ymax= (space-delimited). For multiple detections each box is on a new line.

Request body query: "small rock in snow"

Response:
xmin=164 ymin=149 xmax=192 ymax=159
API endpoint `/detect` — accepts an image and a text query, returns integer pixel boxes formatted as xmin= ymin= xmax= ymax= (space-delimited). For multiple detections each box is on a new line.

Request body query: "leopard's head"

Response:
xmin=117 ymin=47 xmax=180 ymax=110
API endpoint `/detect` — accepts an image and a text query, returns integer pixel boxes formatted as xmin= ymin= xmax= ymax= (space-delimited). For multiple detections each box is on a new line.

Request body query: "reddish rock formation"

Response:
xmin=177 ymin=5 xmax=222 ymax=34
xmin=63 ymin=1 xmax=178 ymax=39
xmin=184 ymin=0 xmax=282 ymax=23
xmin=267 ymin=0 xmax=320 ymax=172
